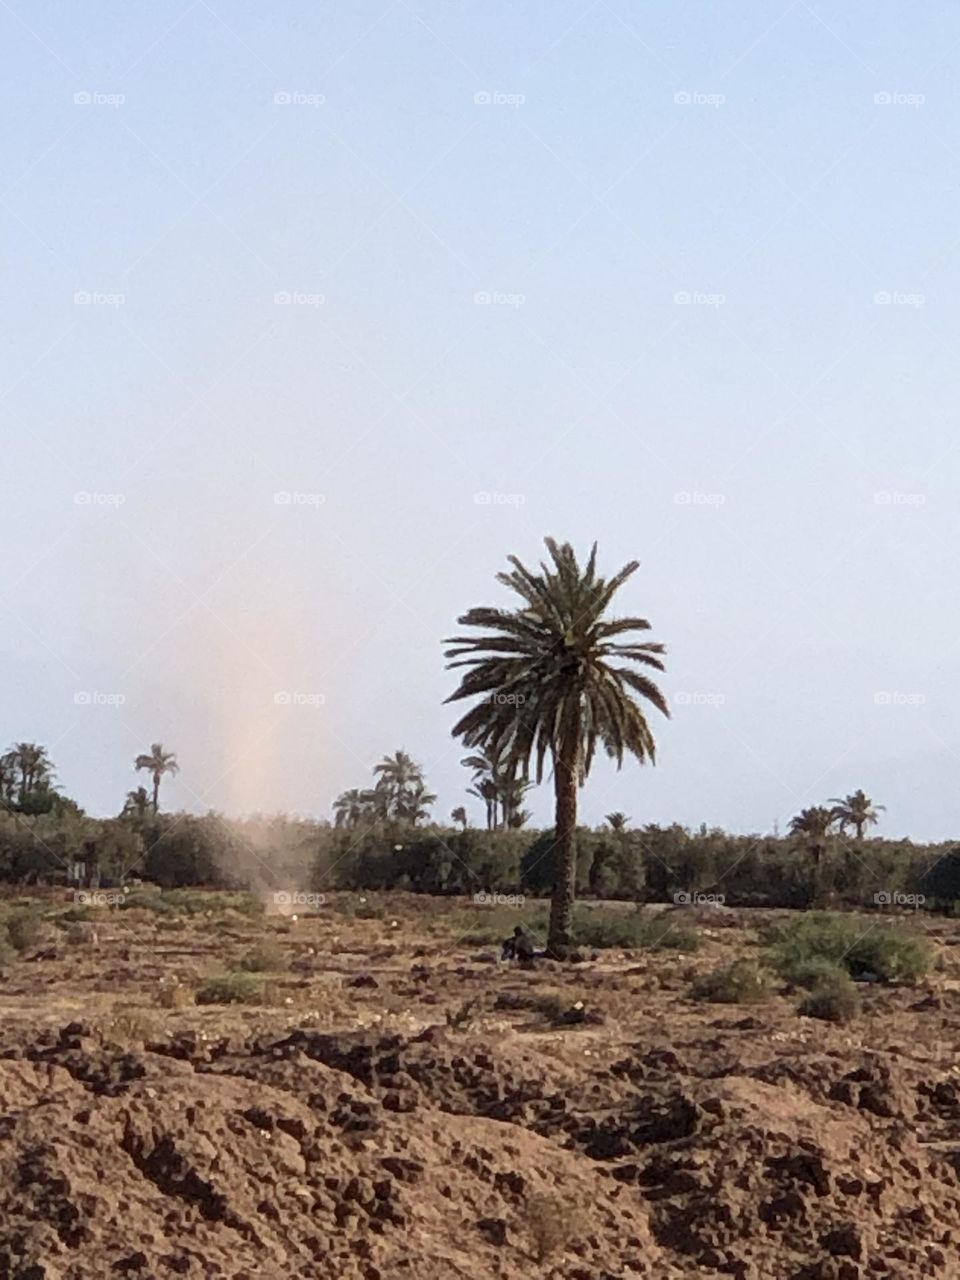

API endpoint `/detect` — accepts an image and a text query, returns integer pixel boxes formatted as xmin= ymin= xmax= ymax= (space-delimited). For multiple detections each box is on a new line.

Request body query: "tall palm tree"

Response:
xmin=445 ymin=538 xmax=668 ymax=952
xmin=451 ymin=806 xmax=468 ymax=829
xmin=829 ymin=789 xmax=884 ymax=841
xmin=134 ymin=743 xmax=179 ymax=813
xmin=605 ymin=811 xmax=630 ymax=831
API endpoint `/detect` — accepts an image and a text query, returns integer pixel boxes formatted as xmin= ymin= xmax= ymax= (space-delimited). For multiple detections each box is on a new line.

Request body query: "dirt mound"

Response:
xmin=0 ymin=1023 xmax=663 ymax=1279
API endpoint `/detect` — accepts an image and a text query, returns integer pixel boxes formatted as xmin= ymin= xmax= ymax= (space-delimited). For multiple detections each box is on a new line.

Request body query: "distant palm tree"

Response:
xmin=789 ymin=805 xmax=836 ymax=872
xmin=134 ymin=743 xmax=179 ymax=813
xmin=446 ymin=538 xmax=668 ymax=952
xmin=399 ymin=779 xmax=436 ymax=826
xmin=122 ymin=786 xmax=152 ymax=823
xmin=333 ymin=788 xmax=373 ymax=829
xmin=0 ymin=752 xmax=18 ymax=804
xmin=462 ymin=746 xmax=531 ymax=830
xmin=373 ymin=751 xmax=433 ymax=824
xmin=9 ymin=742 xmax=53 ymax=801
xmin=605 ymin=811 xmax=630 ymax=831
xmin=829 ymin=789 xmax=884 ymax=841
xmin=451 ymin=806 xmax=468 ymax=829
xmin=467 ymin=775 xmax=500 ymax=830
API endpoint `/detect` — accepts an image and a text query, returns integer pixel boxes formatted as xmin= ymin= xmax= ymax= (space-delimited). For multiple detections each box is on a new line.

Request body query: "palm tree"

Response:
xmin=134 ymin=743 xmax=179 ymax=813
xmin=0 ymin=752 xmax=18 ymax=805
xmin=451 ymin=806 xmax=468 ymax=829
xmin=399 ymin=779 xmax=436 ymax=826
xmin=467 ymin=775 xmax=500 ymax=830
xmin=463 ymin=746 xmax=531 ymax=829
xmin=605 ymin=811 xmax=630 ymax=831
xmin=829 ymin=789 xmax=884 ymax=841
xmin=333 ymin=788 xmax=372 ymax=829
xmin=9 ymin=742 xmax=53 ymax=801
xmin=122 ymin=786 xmax=152 ymax=823
xmin=373 ymin=751 xmax=432 ymax=823
xmin=463 ymin=750 xmax=502 ymax=829
xmin=445 ymin=538 xmax=668 ymax=953
xmin=789 ymin=806 xmax=836 ymax=904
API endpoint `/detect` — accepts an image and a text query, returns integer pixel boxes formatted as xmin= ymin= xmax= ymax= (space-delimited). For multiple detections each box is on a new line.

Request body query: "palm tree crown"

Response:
xmin=445 ymin=538 xmax=667 ymax=951
xmin=134 ymin=743 xmax=179 ymax=813
xmin=829 ymin=789 xmax=884 ymax=841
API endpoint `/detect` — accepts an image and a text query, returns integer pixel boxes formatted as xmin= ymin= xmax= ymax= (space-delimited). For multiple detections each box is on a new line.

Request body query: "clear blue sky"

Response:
xmin=3 ymin=1 xmax=959 ymax=838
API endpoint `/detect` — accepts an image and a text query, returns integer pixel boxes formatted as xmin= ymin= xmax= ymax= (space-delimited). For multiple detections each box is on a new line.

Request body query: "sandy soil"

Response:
xmin=1 ymin=892 xmax=958 ymax=1279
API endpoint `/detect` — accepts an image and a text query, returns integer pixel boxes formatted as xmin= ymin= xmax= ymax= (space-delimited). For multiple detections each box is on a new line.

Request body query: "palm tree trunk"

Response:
xmin=152 ymin=773 xmax=160 ymax=813
xmin=548 ymin=716 xmax=579 ymax=955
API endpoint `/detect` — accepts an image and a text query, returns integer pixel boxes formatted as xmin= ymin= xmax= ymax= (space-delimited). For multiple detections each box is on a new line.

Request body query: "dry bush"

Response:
xmin=65 ymin=922 xmax=99 ymax=946
xmin=98 ymin=1008 xmax=162 ymax=1046
xmin=238 ymin=941 xmax=288 ymax=973
xmin=156 ymin=982 xmax=194 ymax=1010
xmin=523 ymin=1191 xmax=584 ymax=1262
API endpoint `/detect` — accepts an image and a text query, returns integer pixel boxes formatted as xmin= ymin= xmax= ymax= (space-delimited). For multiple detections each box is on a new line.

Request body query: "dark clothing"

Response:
xmin=501 ymin=930 xmax=536 ymax=968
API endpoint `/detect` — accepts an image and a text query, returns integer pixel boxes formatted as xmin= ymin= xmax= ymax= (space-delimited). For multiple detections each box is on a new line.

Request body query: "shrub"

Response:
xmin=798 ymin=971 xmax=860 ymax=1023
xmin=195 ymin=972 xmax=264 ymax=1005
xmin=523 ymin=1193 xmax=584 ymax=1263
xmin=238 ymin=941 xmax=287 ymax=973
xmin=692 ymin=959 xmax=774 ymax=1004
xmin=573 ymin=908 xmax=699 ymax=952
xmin=6 ymin=910 xmax=45 ymax=953
xmin=780 ymin=956 xmax=852 ymax=991
xmin=156 ymin=982 xmax=194 ymax=1009
xmin=767 ymin=912 xmax=930 ymax=984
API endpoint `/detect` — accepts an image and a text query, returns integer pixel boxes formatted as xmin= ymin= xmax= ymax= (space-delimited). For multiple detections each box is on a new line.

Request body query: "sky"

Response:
xmin=2 ymin=0 xmax=960 ymax=839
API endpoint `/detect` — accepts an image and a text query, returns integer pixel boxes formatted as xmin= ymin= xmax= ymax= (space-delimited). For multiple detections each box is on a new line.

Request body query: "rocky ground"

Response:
xmin=1 ymin=890 xmax=959 ymax=1279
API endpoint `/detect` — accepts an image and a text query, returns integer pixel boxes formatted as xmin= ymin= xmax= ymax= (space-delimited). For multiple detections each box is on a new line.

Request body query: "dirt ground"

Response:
xmin=1 ymin=889 xmax=959 ymax=1279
